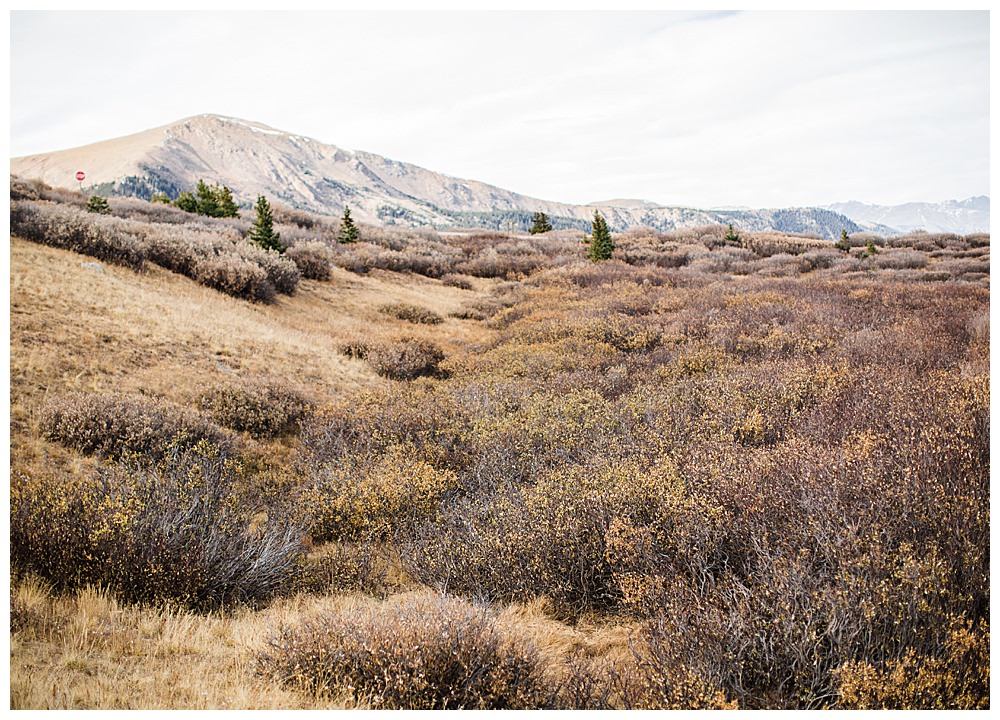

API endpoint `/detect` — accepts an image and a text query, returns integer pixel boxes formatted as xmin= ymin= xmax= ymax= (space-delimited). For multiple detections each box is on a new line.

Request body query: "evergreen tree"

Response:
xmin=338 ymin=206 xmax=360 ymax=243
xmin=587 ymin=210 xmax=614 ymax=261
xmin=196 ymin=179 xmax=219 ymax=217
xmin=85 ymin=196 xmax=111 ymax=214
xmin=835 ymin=229 xmax=851 ymax=252
xmin=724 ymin=223 xmax=742 ymax=246
xmin=215 ymin=184 xmax=240 ymax=218
xmin=862 ymin=237 xmax=879 ymax=259
xmin=529 ymin=211 xmax=553 ymax=235
xmin=173 ymin=191 xmax=198 ymax=214
xmin=150 ymin=192 xmax=171 ymax=205
xmin=248 ymin=194 xmax=284 ymax=253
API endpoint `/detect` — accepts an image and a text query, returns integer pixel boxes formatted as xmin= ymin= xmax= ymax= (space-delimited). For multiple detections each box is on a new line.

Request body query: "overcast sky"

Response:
xmin=9 ymin=9 xmax=990 ymax=209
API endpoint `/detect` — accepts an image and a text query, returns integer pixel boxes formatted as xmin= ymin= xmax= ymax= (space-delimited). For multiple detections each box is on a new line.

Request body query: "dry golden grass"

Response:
xmin=10 ymin=235 xmax=490 ymax=474
xmin=10 ymin=579 xmax=634 ymax=710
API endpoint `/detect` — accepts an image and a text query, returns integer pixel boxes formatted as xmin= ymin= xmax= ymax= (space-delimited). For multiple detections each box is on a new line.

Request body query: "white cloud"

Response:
xmin=9 ymin=9 xmax=989 ymax=208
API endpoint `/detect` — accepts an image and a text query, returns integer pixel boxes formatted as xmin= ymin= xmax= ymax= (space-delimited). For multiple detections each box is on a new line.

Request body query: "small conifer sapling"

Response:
xmin=338 ymin=207 xmax=360 ymax=243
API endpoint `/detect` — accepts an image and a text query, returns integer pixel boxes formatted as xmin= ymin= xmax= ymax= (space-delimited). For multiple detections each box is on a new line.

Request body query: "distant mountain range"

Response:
xmin=9 ymin=114 xmax=989 ymax=239
xmin=825 ymin=197 xmax=989 ymax=235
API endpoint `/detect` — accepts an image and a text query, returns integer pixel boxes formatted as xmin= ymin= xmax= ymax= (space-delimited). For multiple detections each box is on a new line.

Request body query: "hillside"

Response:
xmin=9 ymin=185 xmax=990 ymax=709
xmin=11 ymin=113 xmax=867 ymax=239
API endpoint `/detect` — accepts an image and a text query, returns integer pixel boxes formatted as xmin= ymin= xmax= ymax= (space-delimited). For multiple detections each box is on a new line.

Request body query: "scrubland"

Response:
xmin=8 ymin=176 xmax=990 ymax=709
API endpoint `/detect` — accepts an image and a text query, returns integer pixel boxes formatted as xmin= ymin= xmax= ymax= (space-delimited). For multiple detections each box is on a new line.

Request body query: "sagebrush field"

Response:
xmin=8 ymin=176 xmax=990 ymax=709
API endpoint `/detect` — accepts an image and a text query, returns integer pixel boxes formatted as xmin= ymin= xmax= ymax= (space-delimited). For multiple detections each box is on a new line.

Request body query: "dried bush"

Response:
xmin=39 ymin=391 xmax=233 ymax=461
xmin=875 ymin=250 xmax=929 ymax=270
xmin=337 ymin=338 xmax=371 ymax=360
xmin=258 ymin=594 xmax=550 ymax=709
xmin=440 ymin=273 xmax=474 ymax=290
xmin=10 ymin=201 xmax=147 ymax=270
xmin=305 ymin=444 xmax=461 ymax=543
xmin=196 ymin=377 xmax=311 ymax=438
xmin=365 ymin=337 xmax=445 ymax=380
xmin=238 ymin=242 xmax=300 ymax=295
xmin=10 ymin=442 xmax=307 ymax=609
xmin=402 ymin=460 xmax=694 ymax=615
xmin=294 ymin=540 xmax=389 ymax=596
xmin=286 ymin=241 xmax=334 ymax=280
xmin=192 ymin=254 xmax=276 ymax=303
xmin=834 ymin=619 xmax=989 ymax=709
xmin=378 ymin=302 xmax=444 ymax=325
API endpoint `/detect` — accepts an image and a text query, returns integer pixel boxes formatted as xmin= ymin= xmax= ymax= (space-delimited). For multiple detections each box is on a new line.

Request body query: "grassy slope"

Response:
xmin=9 ymin=236 xmax=632 ymax=709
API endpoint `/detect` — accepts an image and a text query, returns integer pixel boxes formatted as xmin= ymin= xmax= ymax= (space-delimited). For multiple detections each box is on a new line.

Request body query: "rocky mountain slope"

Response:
xmin=826 ymin=197 xmax=989 ymax=235
xmin=11 ymin=113 xmax=948 ymax=239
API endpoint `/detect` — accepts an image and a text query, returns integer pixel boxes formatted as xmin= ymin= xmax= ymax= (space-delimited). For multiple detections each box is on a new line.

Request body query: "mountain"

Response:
xmin=12 ymin=113 xmax=867 ymax=239
xmin=826 ymin=197 xmax=990 ymax=236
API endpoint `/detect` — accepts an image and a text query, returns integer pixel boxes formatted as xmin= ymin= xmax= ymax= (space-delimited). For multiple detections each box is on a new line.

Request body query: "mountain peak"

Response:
xmin=13 ymin=114 xmax=978 ymax=238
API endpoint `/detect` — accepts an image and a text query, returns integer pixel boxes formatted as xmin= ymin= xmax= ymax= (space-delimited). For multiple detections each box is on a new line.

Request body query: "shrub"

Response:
xmin=440 ymin=273 xmax=474 ymax=290
xmin=834 ymin=619 xmax=989 ymax=709
xmin=10 ymin=442 xmax=307 ymax=609
xmin=39 ymin=391 xmax=233 ymax=461
xmin=378 ymin=302 xmax=444 ymax=325
xmin=402 ymin=460 xmax=696 ymax=615
xmin=366 ymin=337 xmax=445 ymax=380
xmin=875 ymin=250 xmax=929 ymax=270
xmin=10 ymin=201 xmax=146 ymax=271
xmin=294 ymin=540 xmax=388 ymax=596
xmin=192 ymin=254 xmax=276 ymax=303
xmin=338 ymin=338 xmax=371 ymax=360
xmin=196 ymin=378 xmax=311 ymax=438
xmin=286 ymin=241 xmax=333 ymax=280
xmin=238 ymin=242 xmax=300 ymax=294
xmin=258 ymin=594 xmax=550 ymax=709
xmin=304 ymin=444 xmax=461 ymax=542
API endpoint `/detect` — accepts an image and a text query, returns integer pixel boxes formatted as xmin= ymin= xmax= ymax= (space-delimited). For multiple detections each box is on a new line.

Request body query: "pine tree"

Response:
xmin=835 ymin=229 xmax=851 ymax=252
xmin=85 ymin=196 xmax=111 ymax=214
xmin=530 ymin=211 xmax=553 ymax=235
xmin=248 ymin=194 xmax=284 ymax=253
xmin=215 ymin=185 xmax=240 ymax=218
xmin=173 ymin=191 xmax=198 ymax=214
xmin=338 ymin=206 xmax=360 ymax=243
xmin=150 ymin=192 xmax=171 ymax=205
xmin=196 ymin=179 xmax=219 ymax=218
xmin=724 ymin=223 xmax=742 ymax=247
xmin=587 ymin=210 xmax=614 ymax=261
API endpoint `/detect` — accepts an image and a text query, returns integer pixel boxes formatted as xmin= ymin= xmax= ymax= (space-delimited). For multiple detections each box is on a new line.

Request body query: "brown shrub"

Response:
xmin=366 ymin=337 xmax=445 ymax=380
xmin=834 ymin=619 xmax=989 ymax=709
xmin=304 ymin=444 xmax=461 ymax=542
xmin=378 ymin=302 xmax=444 ymax=325
xmin=10 ymin=443 xmax=307 ymax=609
xmin=293 ymin=540 xmax=389 ymax=596
xmin=874 ymin=249 xmax=929 ymax=270
xmin=10 ymin=201 xmax=147 ymax=271
xmin=285 ymin=241 xmax=333 ymax=280
xmin=39 ymin=391 xmax=233 ymax=461
xmin=196 ymin=378 xmax=311 ymax=438
xmin=193 ymin=254 xmax=276 ymax=303
xmin=258 ymin=594 xmax=551 ymax=709
xmin=440 ymin=273 xmax=474 ymax=290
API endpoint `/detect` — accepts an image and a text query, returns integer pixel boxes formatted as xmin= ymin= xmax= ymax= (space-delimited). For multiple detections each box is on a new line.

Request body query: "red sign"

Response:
xmin=75 ymin=171 xmax=86 ymax=182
